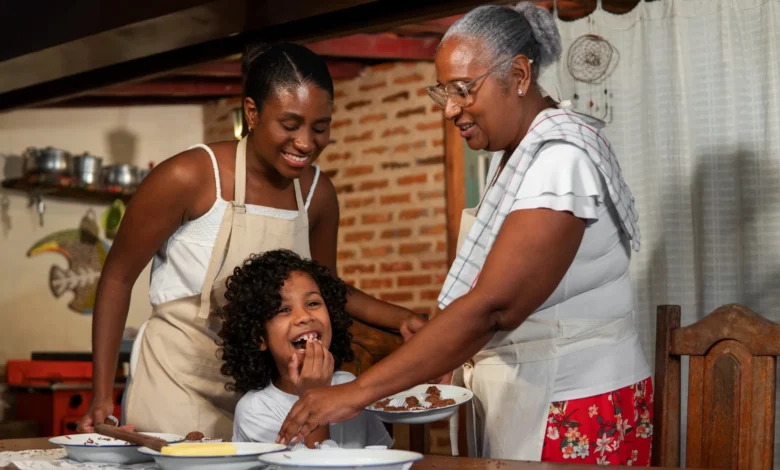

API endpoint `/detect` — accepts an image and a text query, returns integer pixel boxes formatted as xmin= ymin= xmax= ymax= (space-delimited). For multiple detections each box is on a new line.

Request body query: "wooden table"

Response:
xmin=0 ymin=438 xmax=684 ymax=469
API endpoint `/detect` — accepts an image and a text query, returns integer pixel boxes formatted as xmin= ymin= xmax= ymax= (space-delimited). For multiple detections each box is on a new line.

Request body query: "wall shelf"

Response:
xmin=1 ymin=174 xmax=134 ymax=205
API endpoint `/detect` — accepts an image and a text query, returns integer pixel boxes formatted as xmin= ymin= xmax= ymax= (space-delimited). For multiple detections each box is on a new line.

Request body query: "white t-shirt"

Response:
xmin=484 ymin=141 xmax=651 ymax=401
xmin=232 ymin=371 xmax=393 ymax=448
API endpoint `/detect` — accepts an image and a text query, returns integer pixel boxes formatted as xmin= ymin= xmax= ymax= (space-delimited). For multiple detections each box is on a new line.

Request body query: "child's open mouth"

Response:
xmin=291 ymin=332 xmax=320 ymax=350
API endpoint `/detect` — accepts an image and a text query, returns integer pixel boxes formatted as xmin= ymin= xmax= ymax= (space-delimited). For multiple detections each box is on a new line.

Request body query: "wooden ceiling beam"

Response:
xmin=307 ymin=34 xmax=440 ymax=60
xmin=2 ymin=0 xmax=648 ymax=109
xmin=81 ymin=60 xmax=365 ymax=100
xmin=534 ymin=0 xmax=645 ymax=16
xmin=0 ymin=0 xmax=495 ymax=111
xmin=391 ymin=24 xmax=448 ymax=35
xmin=173 ymin=61 xmax=241 ymax=77
xmin=174 ymin=60 xmax=366 ymax=79
xmin=35 ymin=96 xmax=223 ymax=108
xmin=390 ymin=15 xmax=463 ymax=35
xmin=90 ymin=79 xmax=242 ymax=97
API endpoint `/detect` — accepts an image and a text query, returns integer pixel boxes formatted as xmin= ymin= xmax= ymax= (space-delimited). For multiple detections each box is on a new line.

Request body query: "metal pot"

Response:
xmin=23 ymin=146 xmax=72 ymax=175
xmin=101 ymin=164 xmax=138 ymax=188
xmin=71 ymin=153 xmax=103 ymax=185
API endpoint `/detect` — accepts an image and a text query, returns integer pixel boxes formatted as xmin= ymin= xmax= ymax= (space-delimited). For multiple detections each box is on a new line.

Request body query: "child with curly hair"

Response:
xmin=218 ymin=249 xmax=392 ymax=449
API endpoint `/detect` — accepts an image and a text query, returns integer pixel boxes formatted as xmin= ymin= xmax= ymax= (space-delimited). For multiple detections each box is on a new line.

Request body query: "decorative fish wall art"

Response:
xmin=26 ymin=206 xmax=119 ymax=315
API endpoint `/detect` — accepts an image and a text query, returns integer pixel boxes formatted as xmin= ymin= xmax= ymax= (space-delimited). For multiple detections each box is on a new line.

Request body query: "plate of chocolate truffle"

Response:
xmin=365 ymin=385 xmax=473 ymax=424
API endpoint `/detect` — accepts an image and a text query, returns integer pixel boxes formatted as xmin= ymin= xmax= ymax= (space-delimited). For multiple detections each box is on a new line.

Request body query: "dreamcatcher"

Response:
xmin=560 ymin=0 xmax=620 ymax=123
xmin=567 ymin=34 xmax=619 ymax=122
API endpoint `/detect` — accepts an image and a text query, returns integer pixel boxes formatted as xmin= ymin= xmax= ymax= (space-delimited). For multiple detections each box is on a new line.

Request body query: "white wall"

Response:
xmin=0 ymin=106 xmax=203 ymax=371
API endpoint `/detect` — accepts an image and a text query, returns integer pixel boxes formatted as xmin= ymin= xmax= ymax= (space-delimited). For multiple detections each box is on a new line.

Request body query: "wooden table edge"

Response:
xmin=0 ymin=437 xmax=687 ymax=469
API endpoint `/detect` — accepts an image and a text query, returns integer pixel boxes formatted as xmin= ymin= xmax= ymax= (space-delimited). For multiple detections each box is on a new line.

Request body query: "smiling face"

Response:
xmin=244 ymin=82 xmax=333 ymax=179
xmin=434 ymin=36 xmax=527 ymax=153
xmin=262 ymin=271 xmax=333 ymax=377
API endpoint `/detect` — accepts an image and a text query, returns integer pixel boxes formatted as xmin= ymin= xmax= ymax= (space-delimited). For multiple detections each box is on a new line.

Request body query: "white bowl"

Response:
xmin=365 ymin=384 xmax=473 ymax=425
xmin=48 ymin=432 xmax=184 ymax=464
xmin=138 ymin=442 xmax=287 ymax=470
xmin=258 ymin=448 xmax=424 ymax=470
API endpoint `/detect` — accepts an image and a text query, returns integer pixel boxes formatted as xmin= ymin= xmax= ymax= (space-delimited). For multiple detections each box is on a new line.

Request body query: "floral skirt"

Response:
xmin=541 ymin=377 xmax=654 ymax=466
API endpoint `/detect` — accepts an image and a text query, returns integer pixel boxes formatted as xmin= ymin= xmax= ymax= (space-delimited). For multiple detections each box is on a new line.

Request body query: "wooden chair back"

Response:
xmin=343 ymin=320 xmax=429 ymax=454
xmin=342 ymin=320 xmax=403 ymax=376
xmin=653 ymin=304 xmax=780 ymax=470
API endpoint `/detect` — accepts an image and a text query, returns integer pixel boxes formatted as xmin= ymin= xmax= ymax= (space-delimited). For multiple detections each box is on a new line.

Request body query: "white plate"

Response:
xmin=259 ymin=448 xmax=423 ymax=470
xmin=365 ymin=385 xmax=473 ymax=425
xmin=48 ymin=432 xmax=184 ymax=464
xmin=138 ymin=442 xmax=287 ymax=470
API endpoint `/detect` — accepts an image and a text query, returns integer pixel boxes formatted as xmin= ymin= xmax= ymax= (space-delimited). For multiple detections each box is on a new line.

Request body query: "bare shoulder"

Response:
xmin=136 ymin=145 xmax=225 ymax=219
xmin=149 ymin=146 xmax=215 ymax=192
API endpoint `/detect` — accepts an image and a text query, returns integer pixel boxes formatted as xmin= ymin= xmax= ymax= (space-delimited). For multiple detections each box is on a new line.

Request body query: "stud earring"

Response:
xmin=517 ymin=89 xmax=523 ymax=96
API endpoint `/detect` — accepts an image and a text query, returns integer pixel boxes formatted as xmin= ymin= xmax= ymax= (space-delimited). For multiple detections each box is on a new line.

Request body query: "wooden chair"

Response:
xmin=342 ymin=320 xmax=403 ymax=377
xmin=653 ymin=304 xmax=780 ymax=470
xmin=342 ymin=320 xmax=429 ymax=454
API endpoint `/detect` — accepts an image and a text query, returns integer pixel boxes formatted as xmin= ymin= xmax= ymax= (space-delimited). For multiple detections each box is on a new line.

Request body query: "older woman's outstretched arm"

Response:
xmin=277 ymin=207 xmax=585 ymax=444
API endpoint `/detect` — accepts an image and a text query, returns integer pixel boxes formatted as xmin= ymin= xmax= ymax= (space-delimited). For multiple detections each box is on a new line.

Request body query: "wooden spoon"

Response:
xmin=94 ymin=424 xmax=168 ymax=452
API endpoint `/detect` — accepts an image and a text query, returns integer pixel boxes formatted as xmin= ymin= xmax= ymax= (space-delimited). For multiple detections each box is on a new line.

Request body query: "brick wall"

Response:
xmin=325 ymin=62 xmax=447 ymax=320
xmin=328 ymin=63 xmax=451 ymax=455
xmin=203 ymin=61 xmax=452 ymax=455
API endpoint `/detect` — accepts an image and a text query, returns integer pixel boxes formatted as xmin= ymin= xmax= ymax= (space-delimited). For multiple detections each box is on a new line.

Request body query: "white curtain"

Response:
xmin=539 ymin=0 xmax=780 ymax=464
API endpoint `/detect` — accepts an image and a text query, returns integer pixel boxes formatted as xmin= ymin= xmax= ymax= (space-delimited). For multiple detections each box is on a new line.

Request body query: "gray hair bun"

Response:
xmin=514 ymin=2 xmax=562 ymax=72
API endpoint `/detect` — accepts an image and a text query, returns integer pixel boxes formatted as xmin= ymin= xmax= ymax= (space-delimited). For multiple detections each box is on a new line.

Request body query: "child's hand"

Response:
xmin=288 ymin=340 xmax=335 ymax=397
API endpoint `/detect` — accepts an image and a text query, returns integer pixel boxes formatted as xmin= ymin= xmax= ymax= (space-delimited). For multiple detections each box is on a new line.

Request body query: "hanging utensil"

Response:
xmin=102 ymin=199 xmax=126 ymax=240
xmin=27 ymin=194 xmax=45 ymax=227
xmin=36 ymin=198 xmax=44 ymax=227
xmin=80 ymin=208 xmax=100 ymax=244
xmin=0 ymin=194 xmax=11 ymax=237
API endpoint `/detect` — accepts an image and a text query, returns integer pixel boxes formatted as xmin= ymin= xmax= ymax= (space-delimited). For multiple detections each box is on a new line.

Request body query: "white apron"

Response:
xmin=125 ymin=137 xmax=311 ymax=440
xmin=449 ymin=207 xmax=637 ymax=461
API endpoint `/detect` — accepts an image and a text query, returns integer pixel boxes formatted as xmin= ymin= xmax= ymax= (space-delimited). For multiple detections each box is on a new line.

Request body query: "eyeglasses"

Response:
xmin=425 ymin=58 xmax=533 ymax=109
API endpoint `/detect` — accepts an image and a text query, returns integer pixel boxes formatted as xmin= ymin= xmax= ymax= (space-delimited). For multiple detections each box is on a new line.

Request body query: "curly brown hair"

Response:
xmin=216 ymin=250 xmax=354 ymax=394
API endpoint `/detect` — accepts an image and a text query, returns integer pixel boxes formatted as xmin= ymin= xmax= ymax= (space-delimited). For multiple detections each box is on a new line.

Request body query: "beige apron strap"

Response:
xmin=198 ymin=206 xmax=236 ymax=319
xmin=450 ymin=364 xmax=478 ymax=457
xmin=234 ymin=137 xmax=247 ymax=206
xmin=293 ymin=179 xmax=305 ymax=215
xmin=197 ymin=137 xmax=249 ymax=319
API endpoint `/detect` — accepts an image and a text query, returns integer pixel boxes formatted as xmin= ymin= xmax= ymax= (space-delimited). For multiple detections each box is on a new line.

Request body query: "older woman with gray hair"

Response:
xmin=277 ymin=3 xmax=652 ymax=465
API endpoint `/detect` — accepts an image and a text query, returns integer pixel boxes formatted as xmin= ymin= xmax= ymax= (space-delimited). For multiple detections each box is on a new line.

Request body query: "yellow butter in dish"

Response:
xmin=160 ymin=442 xmax=237 ymax=456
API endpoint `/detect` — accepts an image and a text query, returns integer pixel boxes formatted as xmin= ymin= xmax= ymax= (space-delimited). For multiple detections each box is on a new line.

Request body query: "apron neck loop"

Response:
xmin=234 ymin=137 xmax=248 ymax=206
xmin=232 ymin=201 xmax=246 ymax=214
